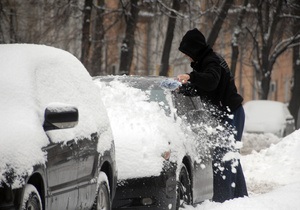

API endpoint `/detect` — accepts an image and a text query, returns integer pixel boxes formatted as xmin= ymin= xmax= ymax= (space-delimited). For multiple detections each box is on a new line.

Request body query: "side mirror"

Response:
xmin=43 ymin=103 xmax=79 ymax=131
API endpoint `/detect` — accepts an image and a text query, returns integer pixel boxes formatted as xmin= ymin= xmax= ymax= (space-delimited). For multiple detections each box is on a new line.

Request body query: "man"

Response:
xmin=177 ymin=28 xmax=248 ymax=202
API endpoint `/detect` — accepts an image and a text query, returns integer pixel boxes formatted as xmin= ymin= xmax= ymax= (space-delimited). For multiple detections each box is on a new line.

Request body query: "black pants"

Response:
xmin=212 ymin=106 xmax=248 ymax=202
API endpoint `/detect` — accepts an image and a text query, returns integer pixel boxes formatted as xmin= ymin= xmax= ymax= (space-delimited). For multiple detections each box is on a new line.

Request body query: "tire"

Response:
xmin=176 ymin=165 xmax=192 ymax=209
xmin=94 ymin=172 xmax=111 ymax=210
xmin=21 ymin=184 xmax=42 ymax=210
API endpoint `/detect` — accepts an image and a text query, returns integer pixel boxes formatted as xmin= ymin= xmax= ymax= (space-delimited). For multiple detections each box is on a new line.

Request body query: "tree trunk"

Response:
xmin=288 ymin=0 xmax=300 ymax=126
xmin=261 ymin=75 xmax=271 ymax=99
xmin=248 ymin=0 xmax=286 ymax=100
xmin=81 ymin=0 xmax=93 ymax=68
xmin=89 ymin=0 xmax=105 ymax=76
xmin=289 ymin=45 xmax=300 ymax=125
xmin=230 ymin=0 xmax=248 ymax=77
xmin=159 ymin=0 xmax=180 ymax=76
xmin=119 ymin=0 xmax=140 ymax=75
xmin=207 ymin=0 xmax=234 ymax=47
xmin=260 ymin=45 xmax=271 ymax=99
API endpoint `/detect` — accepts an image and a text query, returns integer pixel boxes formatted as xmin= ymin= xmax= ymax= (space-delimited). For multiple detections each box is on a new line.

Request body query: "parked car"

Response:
xmin=94 ymin=76 xmax=213 ymax=210
xmin=243 ymin=100 xmax=295 ymax=137
xmin=0 ymin=44 xmax=117 ymax=210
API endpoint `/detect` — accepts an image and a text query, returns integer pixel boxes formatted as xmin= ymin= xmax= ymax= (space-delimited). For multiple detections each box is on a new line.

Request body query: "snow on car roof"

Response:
xmin=0 ymin=44 xmax=112 ymax=188
xmin=243 ymin=100 xmax=290 ymax=134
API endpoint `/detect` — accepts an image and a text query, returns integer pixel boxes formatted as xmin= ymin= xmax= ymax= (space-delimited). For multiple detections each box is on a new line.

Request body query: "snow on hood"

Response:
xmin=0 ymin=44 xmax=112 ymax=188
xmin=95 ymin=78 xmax=187 ymax=180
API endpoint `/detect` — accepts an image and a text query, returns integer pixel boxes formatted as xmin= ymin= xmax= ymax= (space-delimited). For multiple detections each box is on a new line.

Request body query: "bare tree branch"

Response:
xmin=207 ymin=0 xmax=234 ymax=46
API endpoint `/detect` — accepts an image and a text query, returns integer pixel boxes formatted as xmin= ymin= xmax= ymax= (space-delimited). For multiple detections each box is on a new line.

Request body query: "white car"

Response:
xmin=243 ymin=100 xmax=295 ymax=137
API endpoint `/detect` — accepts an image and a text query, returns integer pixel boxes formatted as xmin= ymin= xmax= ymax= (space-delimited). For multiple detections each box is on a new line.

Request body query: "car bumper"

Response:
xmin=0 ymin=184 xmax=21 ymax=210
xmin=112 ymin=164 xmax=177 ymax=209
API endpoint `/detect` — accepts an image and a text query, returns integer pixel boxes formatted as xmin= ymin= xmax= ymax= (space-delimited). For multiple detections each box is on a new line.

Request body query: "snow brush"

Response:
xmin=160 ymin=78 xmax=182 ymax=90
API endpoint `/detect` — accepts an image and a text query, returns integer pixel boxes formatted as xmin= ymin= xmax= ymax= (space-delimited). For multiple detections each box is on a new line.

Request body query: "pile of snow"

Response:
xmin=183 ymin=129 xmax=300 ymax=210
xmin=240 ymin=133 xmax=281 ymax=155
xmin=242 ymin=130 xmax=300 ymax=191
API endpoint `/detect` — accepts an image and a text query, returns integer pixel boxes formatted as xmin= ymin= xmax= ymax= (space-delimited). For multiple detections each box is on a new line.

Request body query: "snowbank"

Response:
xmin=184 ymin=129 xmax=300 ymax=210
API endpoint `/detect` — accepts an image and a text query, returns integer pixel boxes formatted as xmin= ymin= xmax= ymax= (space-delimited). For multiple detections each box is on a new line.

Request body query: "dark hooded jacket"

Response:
xmin=178 ymin=28 xmax=243 ymax=112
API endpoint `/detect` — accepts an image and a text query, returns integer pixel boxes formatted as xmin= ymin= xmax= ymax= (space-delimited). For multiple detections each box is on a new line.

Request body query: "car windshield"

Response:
xmin=144 ymin=88 xmax=171 ymax=114
xmin=97 ymin=76 xmax=172 ymax=115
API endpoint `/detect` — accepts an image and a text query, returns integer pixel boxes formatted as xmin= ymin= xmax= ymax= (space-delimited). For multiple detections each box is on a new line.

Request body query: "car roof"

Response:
xmin=94 ymin=75 xmax=169 ymax=89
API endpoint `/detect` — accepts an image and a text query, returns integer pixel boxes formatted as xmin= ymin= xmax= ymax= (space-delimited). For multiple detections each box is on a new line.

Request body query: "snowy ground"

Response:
xmin=182 ymin=130 xmax=300 ymax=210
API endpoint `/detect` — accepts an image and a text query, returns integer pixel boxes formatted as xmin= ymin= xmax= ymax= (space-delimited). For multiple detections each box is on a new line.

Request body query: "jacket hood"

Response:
xmin=178 ymin=28 xmax=210 ymax=62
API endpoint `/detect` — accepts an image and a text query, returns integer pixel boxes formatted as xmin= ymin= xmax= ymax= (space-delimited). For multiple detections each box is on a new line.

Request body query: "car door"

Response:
xmin=172 ymin=92 xmax=213 ymax=203
xmin=35 ymin=64 xmax=82 ymax=209
xmin=76 ymin=134 xmax=99 ymax=208
xmin=44 ymin=140 xmax=79 ymax=209
xmin=187 ymin=96 xmax=213 ymax=203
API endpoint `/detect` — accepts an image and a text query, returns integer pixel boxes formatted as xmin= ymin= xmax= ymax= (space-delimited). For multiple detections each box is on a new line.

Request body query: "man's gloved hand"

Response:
xmin=177 ymin=74 xmax=190 ymax=84
xmin=160 ymin=79 xmax=182 ymax=90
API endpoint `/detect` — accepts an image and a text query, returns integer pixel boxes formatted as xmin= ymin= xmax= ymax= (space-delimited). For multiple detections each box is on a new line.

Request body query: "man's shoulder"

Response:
xmin=214 ymin=53 xmax=233 ymax=77
xmin=203 ymin=51 xmax=221 ymax=65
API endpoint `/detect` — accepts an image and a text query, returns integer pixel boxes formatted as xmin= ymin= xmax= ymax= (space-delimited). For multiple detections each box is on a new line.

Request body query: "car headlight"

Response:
xmin=161 ymin=150 xmax=171 ymax=160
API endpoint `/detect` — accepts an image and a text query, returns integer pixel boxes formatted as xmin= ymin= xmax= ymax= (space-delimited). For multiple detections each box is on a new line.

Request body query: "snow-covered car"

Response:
xmin=0 ymin=44 xmax=117 ymax=210
xmin=243 ymin=100 xmax=295 ymax=137
xmin=94 ymin=76 xmax=213 ymax=210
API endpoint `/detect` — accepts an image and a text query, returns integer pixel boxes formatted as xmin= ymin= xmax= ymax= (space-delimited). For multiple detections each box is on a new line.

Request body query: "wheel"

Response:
xmin=21 ymin=184 xmax=42 ymax=210
xmin=94 ymin=172 xmax=111 ymax=210
xmin=176 ymin=165 xmax=192 ymax=209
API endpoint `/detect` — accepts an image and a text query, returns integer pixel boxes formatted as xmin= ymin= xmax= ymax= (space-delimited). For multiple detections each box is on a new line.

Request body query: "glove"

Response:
xmin=160 ymin=79 xmax=182 ymax=90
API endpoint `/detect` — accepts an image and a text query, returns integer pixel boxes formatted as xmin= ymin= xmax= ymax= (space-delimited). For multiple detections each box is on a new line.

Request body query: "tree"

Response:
xmin=247 ymin=0 xmax=300 ymax=99
xmin=119 ymin=0 xmax=140 ymax=75
xmin=81 ymin=0 xmax=93 ymax=68
xmin=288 ymin=0 xmax=300 ymax=125
xmin=206 ymin=0 xmax=234 ymax=47
xmin=230 ymin=0 xmax=249 ymax=77
xmin=0 ymin=1 xmax=17 ymax=43
xmin=89 ymin=0 xmax=105 ymax=76
xmin=159 ymin=0 xmax=180 ymax=76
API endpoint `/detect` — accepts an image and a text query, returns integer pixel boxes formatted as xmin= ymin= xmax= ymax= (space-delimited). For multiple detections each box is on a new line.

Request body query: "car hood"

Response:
xmin=95 ymin=77 xmax=193 ymax=180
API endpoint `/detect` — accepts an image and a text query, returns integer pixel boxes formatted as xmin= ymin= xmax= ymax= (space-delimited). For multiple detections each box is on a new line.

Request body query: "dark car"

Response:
xmin=94 ymin=76 xmax=213 ymax=210
xmin=297 ymin=107 xmax=300 ymax=130
xmin=0 ymin=44 xmax=117 ymax=210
